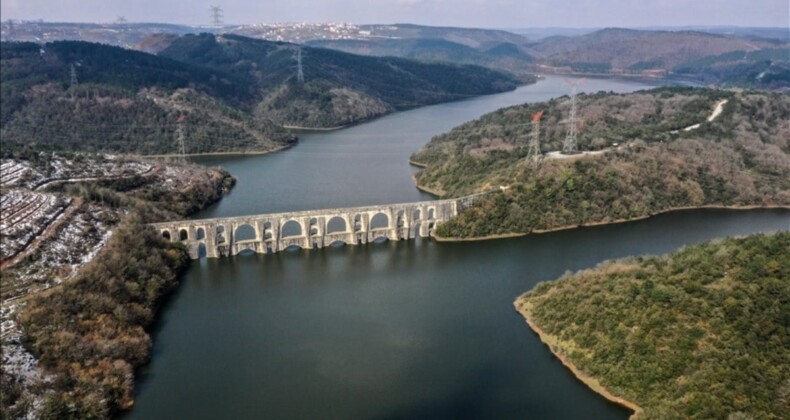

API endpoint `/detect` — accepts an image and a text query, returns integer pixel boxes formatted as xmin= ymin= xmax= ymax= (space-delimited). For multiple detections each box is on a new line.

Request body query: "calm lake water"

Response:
xmin=125 ymin=76 xmax=790 ymax=419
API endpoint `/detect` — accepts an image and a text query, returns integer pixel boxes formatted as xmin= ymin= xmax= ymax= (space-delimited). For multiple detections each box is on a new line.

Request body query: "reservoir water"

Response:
xmin=126 ymin=76 xmax=790 ymax=419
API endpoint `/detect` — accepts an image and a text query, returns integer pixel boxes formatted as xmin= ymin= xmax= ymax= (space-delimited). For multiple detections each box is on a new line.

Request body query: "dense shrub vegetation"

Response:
xmin=410 ymin=88 xmax=790 ymax=238
xmin=517 ymin=232 xmax=790 ymax=419
xmin=17 ymin=219 xmax=189 ymax=418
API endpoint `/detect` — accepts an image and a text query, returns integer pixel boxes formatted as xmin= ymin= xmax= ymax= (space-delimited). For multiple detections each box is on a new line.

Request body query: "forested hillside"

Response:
xmin=517 ymin=232 xmax=790 ymax=419
xmin=10 ymin=22 xmax=787 ymax=92
xmin=0 ymin=41 xmax=295 ymax=154
xmin=411 ymin=87 xmax=790 ymax=238
xmin=532 ymin=28 xmax=774 ymax=71
xmin=158 ymin=34 xmax=521 ymax=128
xmin=307 ymin=38 xmax=537 ymax=80
xmin=356 ymin=24 xmax=529 ymax=49
xmin=0 ymin=153 xmax=236 ymax=418
xmin=673 ymin=48 xmax=790 ymax=90
xmin=1 ymin=35 xmax=519 ymax=153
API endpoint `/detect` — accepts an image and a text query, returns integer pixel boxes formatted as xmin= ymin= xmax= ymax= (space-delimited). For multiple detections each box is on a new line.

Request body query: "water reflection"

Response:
xmin=128 ymin=209 xmax=789 ymax=420
xmin=127 ymin=73 xmax=788 ymax=419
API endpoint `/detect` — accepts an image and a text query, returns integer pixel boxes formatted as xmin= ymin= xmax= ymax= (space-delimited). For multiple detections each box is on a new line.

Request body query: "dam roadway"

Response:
xmin=152 ymin=191 xmax=497 ymax=258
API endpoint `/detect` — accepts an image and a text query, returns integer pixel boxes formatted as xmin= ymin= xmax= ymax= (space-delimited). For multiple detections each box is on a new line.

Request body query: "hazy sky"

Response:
xmin=2 ymin=0 xmax=788 ymax=28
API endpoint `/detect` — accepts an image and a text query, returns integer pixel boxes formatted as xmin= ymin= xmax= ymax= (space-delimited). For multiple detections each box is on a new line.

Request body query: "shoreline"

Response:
xmin=142 ymin=144 xmax=294 ymax=158
xmin=412 ymin=175 xmax=445 ymax=197
xmin=283 ymin=124 xmax=348 ymax=132
xmin=436 ymin=204 xmax=790 ymax=241
xmin=408 ymin=159 xmax=429 ymax=168
xmin=533 ymin=204 xmax=790 ymax=234
xmin=533 ymin=67 xmax=699 ymax=86
xmin=514 ymin=299 xmax=643 ymax=419
xmin=434 ymin=232 xmax=526 ymax=242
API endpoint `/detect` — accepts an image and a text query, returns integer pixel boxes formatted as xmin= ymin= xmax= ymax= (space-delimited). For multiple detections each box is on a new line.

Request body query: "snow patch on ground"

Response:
xmin=3 ymin=204 xmax=117 ymax=301
xmin=1 ymin=153 xmax=217 ymax=417
xmin=1 ymin=153 xmax=153 ymax=191
xmin=1 ymin=304 xmax=51 ymax=418
xmin=1 ymin=191 xmax=70 ymax=260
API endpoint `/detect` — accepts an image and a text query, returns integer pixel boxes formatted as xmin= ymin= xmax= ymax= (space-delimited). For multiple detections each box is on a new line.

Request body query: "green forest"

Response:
xmin=410 ymin=88 xmax=790 ymax=238
xmin=517 ymin=232 xmax=790 ymax=419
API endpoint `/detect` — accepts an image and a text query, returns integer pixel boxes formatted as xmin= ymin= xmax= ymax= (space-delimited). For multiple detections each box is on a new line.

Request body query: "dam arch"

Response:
xmin=150 ymin=190 xmax=499 ymax=259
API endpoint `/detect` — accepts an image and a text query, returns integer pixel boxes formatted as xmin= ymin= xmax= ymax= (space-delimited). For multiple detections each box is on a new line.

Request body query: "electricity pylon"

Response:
xmin=70 ymin=63 xmax=78 ymax=87
xmin=527 ymin=110 xmax=544 ymax=167
xmin=294 ymin=47 xmax=305 ymax=84
xmin=209 ymin=6 xmax=223 ymax=27
xmin=562 ymin=78 xmax=586 ymax=154
xmin=176 ymin=115 xmax=188 ymax=161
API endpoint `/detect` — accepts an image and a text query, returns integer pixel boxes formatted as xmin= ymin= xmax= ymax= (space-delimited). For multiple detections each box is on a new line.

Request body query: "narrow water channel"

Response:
xmin=125 ymin=77 xmax=790 ymax=419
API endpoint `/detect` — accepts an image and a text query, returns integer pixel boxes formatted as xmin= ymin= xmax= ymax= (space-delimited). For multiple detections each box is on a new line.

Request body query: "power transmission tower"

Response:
xmin=562 ymin=78 xmax=587 ymax=154
xmin=5 ymin=19 xmax=14 ymax=41
xmin=294 ymin=46 xmax=305 ymax=84
xmin=527 ymin=111 xmax=544 ymax=167
xmin=209 ymin=6 xmax=224 ymax=27
xmin=176 ymin=115 xmax=188 ymax=161
xmin=70 ymin=63 xmax=78 ymax=88
xmin=563 ymin=83 xmax=579 ymax=154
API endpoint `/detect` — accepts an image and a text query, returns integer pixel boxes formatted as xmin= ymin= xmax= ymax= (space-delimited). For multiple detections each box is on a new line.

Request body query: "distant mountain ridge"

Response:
xmin=1 ymin=34 xmax=520 ymax=154
xmin=157 ymin=33 xmax=520 ymax=128
xmin=5 ymin=21 xmax=787 ymax=90
xmin=226 ymin=23 xmax=531 ymax=48
xmin=531 ymin=28 xmax=772 ymax=70
xmin=356 ymin=23 xmax=529 ymax=48
xmin=306 ymin=38 xmax=536 ymax=79
xmin=527 ymin=28 xmax=789 ymax=89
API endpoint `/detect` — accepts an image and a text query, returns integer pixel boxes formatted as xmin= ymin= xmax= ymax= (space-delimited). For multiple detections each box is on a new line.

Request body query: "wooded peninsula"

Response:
xmin=411 ymin=87 xmax=790 ymax=238
xmin=516 ymin=232 xmax=790 ymax=419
